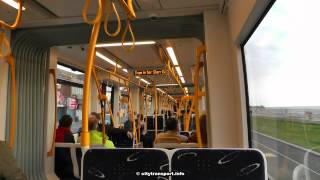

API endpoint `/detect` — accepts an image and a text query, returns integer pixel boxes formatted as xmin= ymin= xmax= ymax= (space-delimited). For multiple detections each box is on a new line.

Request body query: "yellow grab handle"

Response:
xmin=7 ymin=56 xmax=16 ymax=150
xmin=118 ymin=0 xmax=136 ymax=19
xmin=82 ymin=0 xmax=104 ymax=25
xmin=104 ymin=0 xmax=121 ymax=37
xmin=0 ymin=32 xmax=11 ymax=59
xmin=121 ymin=19 xmax=135 ymax=51
xmin=0 ymin=0 xmax=23 ymax=30
xmin=47 ymin=69 xmax=58 ymax=156
xmin=92 ymin=68 xmax=107 ymax=144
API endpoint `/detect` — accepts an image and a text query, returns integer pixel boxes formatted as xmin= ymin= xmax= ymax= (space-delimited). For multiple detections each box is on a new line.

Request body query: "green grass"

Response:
xmin=252 ymin=116 xmax=320 ymax=152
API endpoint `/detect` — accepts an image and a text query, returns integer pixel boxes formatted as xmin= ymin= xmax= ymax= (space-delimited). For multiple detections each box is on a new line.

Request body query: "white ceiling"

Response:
xmin=0 ymin=0 xmax=224 ymax=27
xmin=56 ymin=37 xmax=202 ymax=95
xmin=0 ymin=0 xmax=214 ymax=95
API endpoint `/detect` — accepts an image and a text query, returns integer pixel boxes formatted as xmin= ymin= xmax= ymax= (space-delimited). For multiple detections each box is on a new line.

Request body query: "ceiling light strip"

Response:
xmin=2 ymin=0 xmax=26 ymax=10
xmin=166 ymin=47 xmax=179 ymax=66
xmin=96 ymin=51 xmax=122 ymax=68
xmin=96 ymin=41 xmax=156 ymax=47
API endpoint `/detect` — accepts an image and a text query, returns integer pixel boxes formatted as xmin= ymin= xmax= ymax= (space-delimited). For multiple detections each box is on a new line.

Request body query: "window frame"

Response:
xmin=240 ymin=0 xmax=276 ymax=148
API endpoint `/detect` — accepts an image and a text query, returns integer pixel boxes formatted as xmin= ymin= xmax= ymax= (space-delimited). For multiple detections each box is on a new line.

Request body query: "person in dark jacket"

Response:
xmin=90 ymin=112 xmax=133 ymax=147
xmin=55 ymin=115 xmax=77 ymax=179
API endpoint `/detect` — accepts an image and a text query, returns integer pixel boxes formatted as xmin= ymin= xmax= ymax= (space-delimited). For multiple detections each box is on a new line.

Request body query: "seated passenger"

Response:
xmin=89 ymin=113 xmax=115 ymax=148
xmin=188 ymin=114 xmax=208 ymax=146
xmin=90 ymin=112 xmax=133 ymax=147
xmin=155 ymin=118 xmax=188 ymax=143
xmin=54 ymin=115 xmax=76 ymax=179
xmin=55 ymin=115 xmax=75 ymax=143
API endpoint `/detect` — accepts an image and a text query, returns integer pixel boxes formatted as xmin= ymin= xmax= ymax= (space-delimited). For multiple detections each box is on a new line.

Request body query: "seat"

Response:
xmin=292 ymin=146 xmax=320 ymax=180
xmin=81 ymin=148 xmax=267 ymax=180
xmin=82 ymin=148 xmax=169 ymax=180
xmin=171 ymin=149 xmax=267 ymax=180
xmin=55 ymin=143 xmax=82 ymax=179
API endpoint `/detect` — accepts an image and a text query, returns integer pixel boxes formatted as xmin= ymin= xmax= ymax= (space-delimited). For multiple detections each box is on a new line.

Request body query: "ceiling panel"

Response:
xmin=36 ymin=0 xmax=94 ymax=17
xmin=102 ymin=45 xmax=163 ymax=69
xmin=54 ymin=37 xmax=201 ymax=96
xmin=169 ymin=38 xmax=202 ymax=84
xmin=160 ymin=0 xmax=219 ymax=9
xmin=136 ymin=0 xmax=162 ymax=10
xmin=0 ymin=1 xmax=50 ymax=23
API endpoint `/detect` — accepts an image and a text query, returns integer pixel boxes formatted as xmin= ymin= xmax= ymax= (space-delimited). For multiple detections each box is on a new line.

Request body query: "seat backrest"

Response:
xmin=82 ymin=148 xmax=267 ymax=180
xmin=55 ymin=143 xmax=82 ymax=179
xmin=303 ymin=146 xmax=320 ymax=180
xmin=171 ymin=149 xmax=267 ymax=180
xmin=82 ymin=148 xmax=169 ymax=180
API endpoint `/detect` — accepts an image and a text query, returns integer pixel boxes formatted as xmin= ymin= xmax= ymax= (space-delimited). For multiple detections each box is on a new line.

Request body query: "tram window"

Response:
xmin=243 ymin=0 xmax=320 ymax=179
xmin=57 ymin=64 xmax=84 ymax=133
xmin=105 ymin=86 xmax=112 ymax=125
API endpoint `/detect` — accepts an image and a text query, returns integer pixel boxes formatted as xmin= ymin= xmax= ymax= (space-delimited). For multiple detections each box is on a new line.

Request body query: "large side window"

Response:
xmin=243 ymin=0 xmax=320 ymax=179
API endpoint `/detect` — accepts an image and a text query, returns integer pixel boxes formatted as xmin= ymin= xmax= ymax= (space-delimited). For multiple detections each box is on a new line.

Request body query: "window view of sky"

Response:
xmin=244 ymin=0 xmax=320 ymax=107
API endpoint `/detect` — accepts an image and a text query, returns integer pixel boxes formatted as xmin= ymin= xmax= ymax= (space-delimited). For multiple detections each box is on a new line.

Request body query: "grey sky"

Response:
xmin=244 ymin=0 xmax=320 ymax=107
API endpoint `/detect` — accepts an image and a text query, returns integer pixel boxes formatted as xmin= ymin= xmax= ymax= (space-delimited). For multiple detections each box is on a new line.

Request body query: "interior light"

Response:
xmin=2 ymin=0 xmax=26 ymax=10
xmin=175 ymin=66 xmax=183 ymax=77
xmin=140 ymin=78 xmax=150 ymax=85
xmin=156 ymin=84 xmax=178 ymax=87
xmin=166 ymin=47 xmax=179 ymax=66
xmin=96 ymin=51 xmax=122 ymax=68
xmin=122 ymin=68 xmax=128 ymax=73
xmin=157 ymin=88 xmax=166 ymax=94
xmin=57 ymin=64 xmax=84 ymax=75
xmin=180 ymin=77 xmax=185 ymax=84
xmin=96 ymin=41 xmax=156 ymax=47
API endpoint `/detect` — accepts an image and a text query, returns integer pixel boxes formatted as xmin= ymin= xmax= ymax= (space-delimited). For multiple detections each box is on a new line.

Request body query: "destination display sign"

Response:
xmin=134 ymin=69 xmax=166 ymax=75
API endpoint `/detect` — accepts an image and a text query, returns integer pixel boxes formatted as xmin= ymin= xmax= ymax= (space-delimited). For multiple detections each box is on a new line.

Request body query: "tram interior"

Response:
xmin=3 ymin=0 xmax=318 ymax=180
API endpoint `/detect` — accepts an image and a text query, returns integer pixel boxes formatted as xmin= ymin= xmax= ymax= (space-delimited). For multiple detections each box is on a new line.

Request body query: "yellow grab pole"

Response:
xmin=47 ymin=69 xmax=57 ymax=156
xmin=0 ymin=0 xmax=23 ymax=150
xmin=92 ymin=68 xmax=106 ymax=144
xmin=194 ymin=45 xmax=206 ymax=148
xmin=154 ymin=85 xmax=158 ymax=138
xmin=7 ymin=56 xmax=16 ymax=150
xmin=81 ymin=1 xmax=105 ymax=149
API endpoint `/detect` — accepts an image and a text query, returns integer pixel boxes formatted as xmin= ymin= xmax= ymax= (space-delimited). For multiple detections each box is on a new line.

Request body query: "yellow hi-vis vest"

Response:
xmin=90 ymin=130 xmax=115 ymax=148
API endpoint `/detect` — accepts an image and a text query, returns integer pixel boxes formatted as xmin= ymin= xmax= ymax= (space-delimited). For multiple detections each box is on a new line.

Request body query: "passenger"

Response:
xmin=188 ymin=114 xmax=208 ymax=145
xmin=89 ymin=113 xmax=115 ymax=148
xmin=155 ymin=118 xmax=188 ymax=143
xmin=91 ymin=112 xmax=133 ymax=139
xmin=54 ymin=115 xmax=76 ymax=179
xmin=55 ymin=115 xmax=75 ymax=143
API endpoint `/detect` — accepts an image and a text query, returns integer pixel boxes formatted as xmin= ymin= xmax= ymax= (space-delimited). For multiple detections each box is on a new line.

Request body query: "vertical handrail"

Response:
xmin=0 ymin=0 xmax=23 ymax=149
xmin=127 ymin=85 xmax=138 ymax=146
xmin=7 ymin=55 xmax=16 ymax=150
xmin=47 ymin=69 xmax=58 ymax=156
xmin=92 ymin=68 xmax=107 ymax=144
xmin=154 ymin=85 xmax=158 ymax=138
xmin=194 ymin=45 xmax=206 ymax=148
xmin=81 ymin=1 xmax=105 ymax=149
xmin=81 ymin=0 xmax=137 ymax=148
